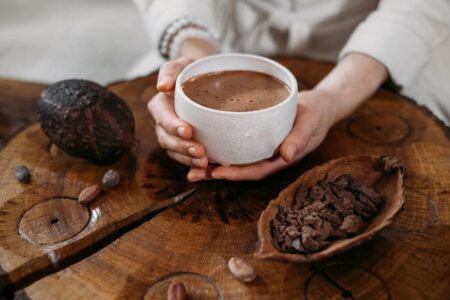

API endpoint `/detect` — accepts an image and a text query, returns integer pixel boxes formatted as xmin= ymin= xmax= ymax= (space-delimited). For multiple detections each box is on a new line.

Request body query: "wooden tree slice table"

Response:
xmin=0 ymin=59 xmax=449 ymax=299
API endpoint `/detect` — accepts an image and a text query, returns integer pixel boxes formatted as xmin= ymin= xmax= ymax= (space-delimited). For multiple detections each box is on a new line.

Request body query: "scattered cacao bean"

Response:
xmin=15 ymin=165 xmax=31 ymax=183
xmin=167 ymin=281 xmax=186 ymax=300
xmin=228 ymin=257 xmax=257 ymax=282
xmin=49 ymin=143 xmax=61 ymax=157
xmin=78 ymin=184 xmax=102 ymax=205
xmin=102 ymin=169 xmax=120 ymax=188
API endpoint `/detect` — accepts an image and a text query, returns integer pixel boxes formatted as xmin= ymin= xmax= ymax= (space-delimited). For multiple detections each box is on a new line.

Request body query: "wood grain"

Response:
xmin=18 ymin=198 xmax=90 ymax=245
xmin=0 ymin=79 xmax=45 ymax=148
xmin=0 ymin=76 xmax=195 ymax=292
xmin=0 ymin=58 xmax=449 ymax=299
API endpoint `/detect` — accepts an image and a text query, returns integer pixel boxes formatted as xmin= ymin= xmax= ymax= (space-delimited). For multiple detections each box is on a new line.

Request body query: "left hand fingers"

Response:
xmin=205 ymin=133 xmax=321 ymax=182
xmin=187 ymin=165 xmax=216 ymax=182
xmin=210 ymin=155 xmax=289 ymax=181
xmin=188 ymin=137 xmax=317 ymax=182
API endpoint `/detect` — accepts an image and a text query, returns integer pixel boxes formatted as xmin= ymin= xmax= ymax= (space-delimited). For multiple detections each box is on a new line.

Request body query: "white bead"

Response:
xmin=159 ymin=17 xmax=220 ymax=58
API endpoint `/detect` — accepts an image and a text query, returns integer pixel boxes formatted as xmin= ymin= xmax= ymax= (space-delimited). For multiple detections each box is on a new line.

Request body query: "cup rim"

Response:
xmin=175 ymin=53 xmax=298 ymax=116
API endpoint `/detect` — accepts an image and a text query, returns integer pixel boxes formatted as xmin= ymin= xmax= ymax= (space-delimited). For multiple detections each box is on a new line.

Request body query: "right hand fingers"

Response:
xmin=279 ymin=103 xmax=313 ymax=162
xmin=148 ymin=92 xmax=192 ymax=139
xmin=167 ymin=151 xmax=208 ymax=168
xmin=157 ymin=56 xmax=193 ymax=92
xmin=155 ymin=125 xmax=205 ymax=159
xmin=210 ymin=155 xmax=287 ymax=181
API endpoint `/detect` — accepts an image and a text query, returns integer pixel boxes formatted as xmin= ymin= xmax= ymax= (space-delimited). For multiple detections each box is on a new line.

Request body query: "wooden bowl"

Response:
xmin=255 ymin=155 xmax=405 ymax=263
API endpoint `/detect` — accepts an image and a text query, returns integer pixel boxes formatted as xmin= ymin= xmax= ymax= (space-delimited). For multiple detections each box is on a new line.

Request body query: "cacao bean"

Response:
xmin=228 ymin=257 xmax=257 ymax=282
xmin=102 ymin=169 xmax=120 ymax=188
xmin=15 ymin=165 xmax=31 ymax=183
xmin=49 ymin=143 xmax=61 ymax=157
xmin=167 ymin=281 xmax=186 ymax=300
xmin=78 ymin=184 xmax=102 ymax=205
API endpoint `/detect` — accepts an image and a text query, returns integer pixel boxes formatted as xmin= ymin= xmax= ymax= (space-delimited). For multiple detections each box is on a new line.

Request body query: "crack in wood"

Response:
xmin=1 ymin=187 xmax=201 ymax=299
xmin=304 ymin=262 xmax=391 ymax=300
xmin=309 ymin=263 xmax=354 ymax=299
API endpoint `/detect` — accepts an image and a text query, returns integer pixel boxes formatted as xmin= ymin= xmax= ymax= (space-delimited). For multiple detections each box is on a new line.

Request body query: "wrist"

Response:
xmin=180 ymin=37 xmax=218 ymax=60
xmin=314 ymin=84 xmax=357 ymax=126
xmin=159 ymin=17 xmax=219 ymax=60
xmin=301 ymin=89 xmax=344 ymax=128
xmin=315 ymin=53 xmax=388 ymax=123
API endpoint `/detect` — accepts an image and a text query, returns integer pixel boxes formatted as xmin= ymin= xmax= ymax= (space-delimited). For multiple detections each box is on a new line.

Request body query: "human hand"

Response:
xmin=187 ymin=53 xmax=388 ymax=181
xmin=187 ymin=89 xmax=340 ymax=181
xmin=147 ymin=56 xmax=209 ymax=169
xmin=148 ymin=37 xmax=218 ymax=179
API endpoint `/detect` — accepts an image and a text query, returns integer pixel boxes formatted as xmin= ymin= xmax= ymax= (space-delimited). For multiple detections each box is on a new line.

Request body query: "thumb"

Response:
xmin=280 ymin=117 xmax=312 ymax=162
xmin=157 ymin=57 xmax=193 ymax=92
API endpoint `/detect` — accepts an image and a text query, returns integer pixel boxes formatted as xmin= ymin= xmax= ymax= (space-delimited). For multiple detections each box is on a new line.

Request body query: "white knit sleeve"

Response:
xmin=340 ymin=0 xmax=450 ymax=87
xmin=132 ymin=0 xmax=220 ymax=58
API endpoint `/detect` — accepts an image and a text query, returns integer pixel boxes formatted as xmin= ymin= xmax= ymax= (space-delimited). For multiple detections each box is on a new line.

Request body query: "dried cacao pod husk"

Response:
xmin=37 ymin=79 xmax=138 ymax=163
xmin=255 ymin=155 xmax=405 ymax=263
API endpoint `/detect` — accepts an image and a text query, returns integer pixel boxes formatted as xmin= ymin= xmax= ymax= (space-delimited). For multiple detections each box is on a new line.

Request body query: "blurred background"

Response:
xmin=0 ymin=0 xmax=161 ymax=84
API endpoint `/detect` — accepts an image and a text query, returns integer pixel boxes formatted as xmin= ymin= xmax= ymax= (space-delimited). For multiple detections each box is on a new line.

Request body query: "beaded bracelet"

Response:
xmin=158 ymin=16 xmax=219 ymax=60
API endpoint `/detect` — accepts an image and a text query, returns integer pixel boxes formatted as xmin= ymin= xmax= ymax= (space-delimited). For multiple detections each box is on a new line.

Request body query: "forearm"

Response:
xmin=315 ymin=53 xmax=388 ymax=124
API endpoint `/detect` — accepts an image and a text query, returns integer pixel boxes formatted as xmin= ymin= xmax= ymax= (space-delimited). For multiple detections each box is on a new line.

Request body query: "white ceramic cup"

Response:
xmin=175 ymin=53 xmax=298 ymax=166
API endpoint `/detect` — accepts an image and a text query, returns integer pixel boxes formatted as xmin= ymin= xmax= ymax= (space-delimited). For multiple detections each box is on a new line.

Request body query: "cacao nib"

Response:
xmin=353 ymin=201 xmax=375 ymax=220
xmin=357 ymin=194 xmax=378 ymax=212
xmin=330 ymin=228 xmax=349 ymax=239
xmin=375 ymin=156 xmax=407 ymax=176
xmin=333 ymin=174 xmax=353 ymax=190
xmin=321 ymin=208 xmax=342 ymax=226
xmin=271 ymin=172 xmax=384 ymax=254
xmin=303 ymin=214 xmax=323 ymax=228
xmin=302 ymin=233 xmax=322 ymax=252
xmin=340 ymin=215 xmax=367 ymax=235
xmin=326 ymin=192 xmax=353 ymax=216
xmin=309 ymin=186 xmax=325 ymax=203
xmin=294 ymin=184 xmax=309 ymax=209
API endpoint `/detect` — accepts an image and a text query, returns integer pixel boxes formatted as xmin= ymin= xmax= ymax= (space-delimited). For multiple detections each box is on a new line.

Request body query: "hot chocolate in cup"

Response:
xmin=175 ymin=54 xmax=298 ymax=166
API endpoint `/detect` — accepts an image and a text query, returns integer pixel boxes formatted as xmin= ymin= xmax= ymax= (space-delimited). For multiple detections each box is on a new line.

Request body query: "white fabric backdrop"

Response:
xmin=0 ymin=0 xmax=161 ymax=85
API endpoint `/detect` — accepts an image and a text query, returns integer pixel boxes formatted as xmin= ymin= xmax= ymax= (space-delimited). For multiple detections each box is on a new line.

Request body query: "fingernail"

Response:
xmin=190 ymin=176 xmax=213 ymax=182
xmin=177 ymin=126 xmax=185 ymax=137
xmin=192 ymin=158 xmax=204 ymax=168
xmin=158 ymin=75 xmax=172 ymax=87
xmin=187 ymin=173 xmax=202 ymax=182
xmin=285 ymin=145 xmax=297 ymax=161
xmin=187 ymin=146 xmax=197 ymax=157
